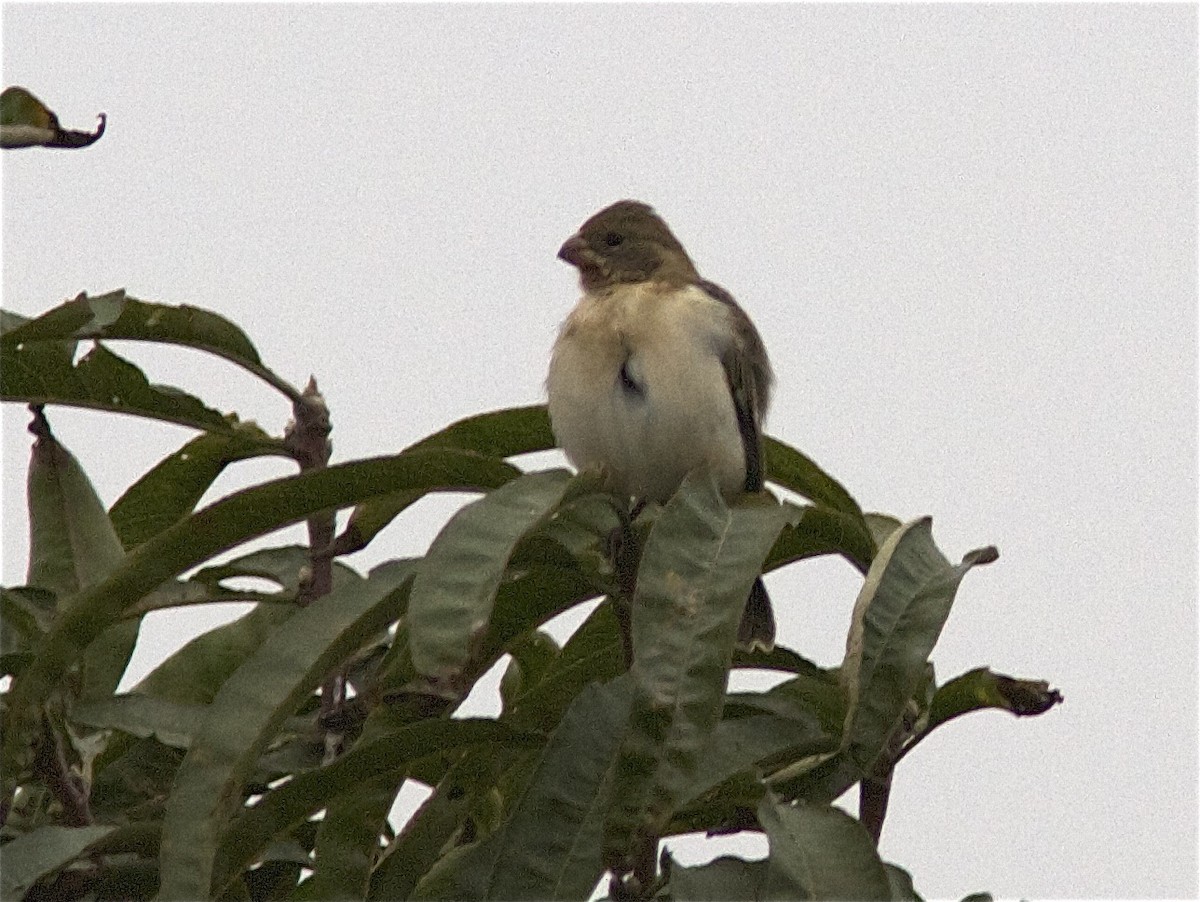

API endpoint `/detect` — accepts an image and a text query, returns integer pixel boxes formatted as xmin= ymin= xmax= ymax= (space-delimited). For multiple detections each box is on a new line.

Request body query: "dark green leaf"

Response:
xmin=110 ymin=429 xmax=287 ymax=548
xmin=669 ymin=711 xmax=831 ymax=835
xmin=884 ymin=862 xmax=924 ymax=901
xmin=1 ymin=290 xmax=302 ymax=400
xmin=24 ymin=412 xmax=137 ymax=701
xmin=1 ymin=586 xmax=57 ymax=668
xmin=665 ymin=853 xmax=770 ymax=901
xmin=133 ymin=547 xmax=361 ymax=705
xmin=762 ymin=438 xmax=866 ymax=522
xmin=725 ymin=668 xmax=846 ymax=739
xmin=407 ymin=469 xmax=578 ymax=680
xmin=72 ymin=694 xmax=208 ymax=748
xmin=1 ymin=85 xmax=105 ymax=148
xmin=90 ymin=737 xmax=185 ymax=822
xmin=216 ymin=719 xmax=532 ymax=896
xmin=407 ymin=404 xmax=557 ymax=458
xmin=841 ymin=518 xmax=998 ymax=773
xmin=414 ymin=678 xmax=635 ymax=901
xmin=7 ymin=447 xmax=519 ymax=730
xmin=604 ymin=474 xmax=787 ymax=873
xmin=157 ymin=560 xmax=416 ymax=900
xmin=130 ymin=605 xmax=295 ymax=705
xmin=767 ymin=502 xmax=875 ymax=575
xmin=2 ymin=339 xmax=235 ymax=432
xmin=500 ymin=630 xmax=562 ymax=714
xmin=25 ymin=411 xmax=125 ymax=597
xmin=369 ymin=754 xmax=502 ymax=901
xmin=0 ymin=825 xmax=116 ymax=898
xmin=924 ymin=668 xmax=1063 ymax=734
xmin=758 ymin=796 xmax=891 ymax=901
xmin=335 ymin=405 xmax=557 ymax=554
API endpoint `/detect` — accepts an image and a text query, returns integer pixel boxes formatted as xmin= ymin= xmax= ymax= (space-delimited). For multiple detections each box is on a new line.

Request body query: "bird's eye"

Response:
xmin=604 ymin=232 xmax=624 ymax=247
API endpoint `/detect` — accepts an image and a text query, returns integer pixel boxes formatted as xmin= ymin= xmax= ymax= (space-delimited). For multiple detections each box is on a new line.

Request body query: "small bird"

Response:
xmin=547 ymin=200 xmax=776 ymax=651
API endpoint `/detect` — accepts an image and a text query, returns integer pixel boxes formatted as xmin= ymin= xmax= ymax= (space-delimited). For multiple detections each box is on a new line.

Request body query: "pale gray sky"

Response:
xmin=3 ymin=4 xmax=1197 ymax=898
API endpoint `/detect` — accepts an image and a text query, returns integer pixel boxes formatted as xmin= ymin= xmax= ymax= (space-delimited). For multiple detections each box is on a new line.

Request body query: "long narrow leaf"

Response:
xmin=414 ymin=678 xmax=635 ymax=901
xmin=2 ymin=290 xmax=300 ymax=400
xmin=766 ymin=502 xmax=875 ymax=575
xmin=917 ymin=667 xmax=1063 ymax=741
xmin=2 ymin=340 xmax=235 ymax=432
xmin=840 ymin=518 xmax=998 ymax=772
xmin=215 ymin=719 xmax=531 ymax=894
xmin=336 ymin=405 xmax=558 ymax=554
xmin=157 ymin=560 xmax=416 ymax=900
xmin=0 ymin=825 xmax=116 ymax=899
xmin=407 ymin=469 xmax=579 ymax=680
xmin=109 ymin=428 xmax=287 ymax=548
xmin=24 ymin=414 xmax=137 ymax=701
xmin=758 ymin=796 xmax=892 ymax=900
xmin=762 ymin=438 xmax=866 ymax=521
xmin=604 ymin=474 xmax=787 ymax=875
xmin=6 ymin=448 xmax=519 ymax=764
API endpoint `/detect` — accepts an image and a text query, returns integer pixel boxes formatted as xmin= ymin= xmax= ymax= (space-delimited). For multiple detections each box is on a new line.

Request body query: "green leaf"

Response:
xmin=414 ymin=678 xmax=635 ymax=901
xmin=291 ymin=767 xmax=404 ymax=902
xmin=24 ymin=411 xmax=137 ymax=700
xmin=0 ymin=586 xmax=56 ymax=675
xmin=669 ymin=711 xmax=832 ymax=835
xmin=215 ymin=719 xmax=533 ymax=896
xmin=486 ymin=676 xmax=634 ymax=901
xmin=763 ymin=438 xmax=867 ymax=522
xmin=2 ymin=339 xmax=234 ymax=432
xmin=604 ymin=473 xmax=788 ymax=875
xmin=369 ymin=754 xmax=503 ymax=901
xmin=1 ymin=85 xmax=105 ymax=148
xmin=758 ymin=796 xmax=892 ymax=901
xmin=924 ymin=668 xmax=1063 ymax=734
xmin=665 ymin=853 xmax=771 ymax=901
xmin=863 ymin=513 xmax=903 ymax=549
xmin=500 ymin=629 xmax=562 ymax=714
xmin=0 ymin=825 xmax=116 ymax=898
xmin=90 ymin=737 xmax=184 ymax=822
xmin=157 ymin=560 xmax=416 ymax=900
xmin=7 ymin=447 xmax=519 ymax=731
xmin=407 ymin=404 xmax=557 ymax=458
xmin=884 ymin=862 xmax=924 ymax=901
xmin=25 ymin=411 xmax=126 ymax=597
xmin=72 ymin=694 xmax=206 ymax=748
xmin=725 ymin=668 xmax=846 ymax=739
xmin=2 ymin=290 xmax=300 ymax=400
xmin=336 ymin=405 xmax=557 ymax=554
xmin=130 ymin=547 xmax=363 ymax=706
xmin=767 ymin=502 xmax=875 ymax=575
xmin=110 ymin=428 xmax=287 ymax=548
xmin=840 ymin=518 xmax=998 ymax=772
xmin=407 ymin=469 xmax=579 ymax=680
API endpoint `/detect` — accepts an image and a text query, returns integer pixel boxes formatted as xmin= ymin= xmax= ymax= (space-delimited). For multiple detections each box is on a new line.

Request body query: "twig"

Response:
xmin=282 ymin=378 xmax=342 ymax=753
xmin=33 ymin=712 xmax=92 ymax=827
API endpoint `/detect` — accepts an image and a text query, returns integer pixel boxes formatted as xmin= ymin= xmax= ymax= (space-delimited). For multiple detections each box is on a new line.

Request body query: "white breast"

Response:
xmin=546 ymin=282 xmax=746 ymax=502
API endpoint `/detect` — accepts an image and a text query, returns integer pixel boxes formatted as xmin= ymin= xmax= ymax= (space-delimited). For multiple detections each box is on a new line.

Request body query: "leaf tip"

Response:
xmin=964 ymin=545 xmax=999 ymax=566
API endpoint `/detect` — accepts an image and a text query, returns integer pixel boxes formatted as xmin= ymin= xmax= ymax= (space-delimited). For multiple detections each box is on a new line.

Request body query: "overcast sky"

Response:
xmin=3 ymin=4 xmax=1197 ymax=898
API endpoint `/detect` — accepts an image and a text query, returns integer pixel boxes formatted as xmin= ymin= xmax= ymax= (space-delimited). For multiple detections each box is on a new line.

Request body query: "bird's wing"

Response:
xmin=696 ymin=279 xmax=774 ymax=492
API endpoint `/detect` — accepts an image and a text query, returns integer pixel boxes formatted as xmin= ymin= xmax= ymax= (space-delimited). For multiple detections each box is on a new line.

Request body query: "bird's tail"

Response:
xmin=736 ymin=576 xmax=775 ymax=653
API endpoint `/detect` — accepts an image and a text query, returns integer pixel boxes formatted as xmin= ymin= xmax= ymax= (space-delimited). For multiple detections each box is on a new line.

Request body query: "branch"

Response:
xmin=33 ymin=712 xmax=92 ymax=827
xmin=283 ymin=378 xmax=342 ymax=754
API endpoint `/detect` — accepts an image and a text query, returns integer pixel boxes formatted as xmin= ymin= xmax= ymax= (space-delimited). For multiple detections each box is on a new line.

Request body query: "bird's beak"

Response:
xmin=557 ymin=234 xmax=590 ymax=268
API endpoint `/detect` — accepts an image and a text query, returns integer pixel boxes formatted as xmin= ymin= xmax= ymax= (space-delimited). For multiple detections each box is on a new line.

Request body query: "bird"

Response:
xmin=546 ymin=199 xmax=776 ymax=651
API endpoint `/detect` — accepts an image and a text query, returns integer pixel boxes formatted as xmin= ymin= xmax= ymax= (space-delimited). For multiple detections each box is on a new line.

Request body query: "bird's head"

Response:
xmin=558 ymin=200 xmax=698 ymax=291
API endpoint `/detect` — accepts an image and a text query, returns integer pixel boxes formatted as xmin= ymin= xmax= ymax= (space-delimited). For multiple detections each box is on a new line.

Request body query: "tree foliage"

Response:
xmin=0 ymin=290 xmax=1061 ymax=901
xmin=1 ymin=92 xmax=1060 ymax=900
